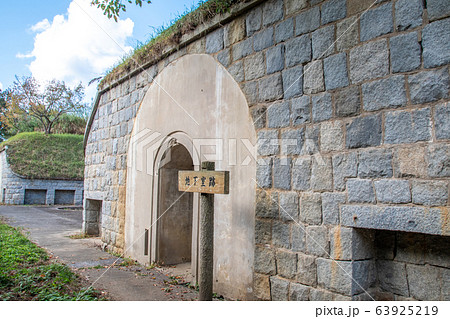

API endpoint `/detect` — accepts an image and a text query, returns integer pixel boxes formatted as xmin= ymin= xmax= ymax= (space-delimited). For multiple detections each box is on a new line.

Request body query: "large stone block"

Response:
xmin=273 ymin=220 xmax=291 ymax=248
xmin=266 ymin=44 xmax=284 ymax=74
xmin=276 ymin=250 xmax=297 ymax=279
xmin=285 ymin=0 xmax=308 ymax=15
xmin=285 ymin=34 xmax=311 ymax=67
xmin=358 ymin=148 xmax=393 ymax=178
xmin=347 ymin=179 xmax=375 ymax=204
xmin=320 ymin=120 xmax=344 ymax=152
xmin=275 ymin=18 xmax=294 ymax=43
xmin=321 ymin=0 xmax=346 ymax=25
xmin=332 ymin=152 xmax=358 ymax=191
xmin=263 ymin=0 xmax=284 ymax=26
xmin=291 ymin=223 xmax=306 ymax=251
xmin=292 ymin=157 xmax=312 ymax=191
xmin=297 ymin=253 xmax=317 ymax=286
xmin=435 ymin=103 xmax=450 ymax=140
xmin=360 ymin=3 xmax=393 ymax=42
xmin=281 ymin=129 xmax=304 ymax=156
xmin=341 ymin=205 xmax=444 ymax=235
xmin=427 ymin=0 xmax=450 ymax=21
xmin=311 ymin=92 xmax=332 ymax=122
xmin=394 ymin=146 xmax=427 ymax=178
xmin=279 ymin=191 xmax=299 ymax=221
xmin=411 ymin=180 xmax=449 ymax=206
xmin=224 ymin=17 xmax=246 ymax=47
xmin=422 ymin=18 xmax=450 ymax=68
xmin=228 ymin=61 xmax=244 ymax=82
xmin=395 ymin=232 xmax=426 ymax=265
xmin=273 ymin=157 xmax=292 ymax=190
xmin=346 ymin=115 xmax=382 ymax=149
xmin=300 ymin=192 xmax=322 ymax=225
xmin=282 ymin=65 xmax=303 ymax=99
xmin=231 ymin=38 xmax=252 ymax=61
xmin=408 ymin=68 xmax=450 ymax=104
xmin=255 ymin=219 xmax=272 ymax=244
xmin=253 ymin=27 xmax=274 ymax=52
xmin=295 ymin=6 xmax=320 ymax=35
xmin=258 ymin=130 xmax=279 ymax=156
xmin=270 ymin=276 xmax=289 ymax=300
xmin=289 ymin=283 xmax=310 ymax=301
xmin=291 ymin=96 xmax=311 ymax=126
xmin=374 ymin=179 xmax=411 ymax=204
xmin=268 ymin=101 xmax=290 ymax=128
xmin=304 ymin=125 xmax=320 ymax=155
xmin=255 ymin=246 xmax=276 ymax=275
xmin=246 ymin=6 xmax=262 ymax=36
xmin=317 ymin=258 xmax=352 ymax=295
xmin=256 ymin=159 xmax=273 ymax=188
xmin=256 ymin=189 xmax=279 ymax=218
xmin=337 ymin=17 xmax=358 ymax=52
xmin=311 ymin=156 xmax=333 ymax=191
xmin=349 ymin=40 xmax=389 ymax=83
xmin=306 ymin=226 xmax=329 ymax=257
xmin=310 ymin=288 xmax=335 ymax=301
xmin=312 ymin=25 xmax=335 ymax=59
xmin=428 ymin=144 xmax=450 ymax=177
xmin=244 ymin=81 xmax=259 ymax=107
xmin=384 ymin=108 xmax=431 ymax=144
xmin=322 ymin=192 xmax=346 ymax=225
xmin=205 ymin=28 xmax=224 ymax=54
xmin=390 ymin=32 xmax=422 ymax=74
xmin=253 ymin=273 xmax=271 ymax=300
xmin=258 ymin=73 xmax=284 ymax=102
xmin=407 ymin=265 xmax=442 ymax=301
xmin=244 ymin=52 xmax=265 ymax=81
xmin=334 ymin=86 xmax=360 ymax=117
xmin=324 ymin=53 xmax=349 ymax=90
xmin=362 ymin=76 xmax=407 ymax=111
xmin=376 ymin=261 xmax=409 ymax=296
xmin=251 ymin=104 xmax=266 ymax=129
xmin=395 ymin=0 xmax=423 ymax=31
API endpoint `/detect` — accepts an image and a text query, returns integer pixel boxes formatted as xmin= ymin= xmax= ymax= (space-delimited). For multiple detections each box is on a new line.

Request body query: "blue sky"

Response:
xmin=0 ymin=0 xmax=197 ymax=101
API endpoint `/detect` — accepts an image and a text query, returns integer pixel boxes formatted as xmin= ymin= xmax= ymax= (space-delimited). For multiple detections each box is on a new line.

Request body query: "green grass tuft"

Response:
xmin=0 ymin=132 xmax=84 ymax=180
xmin=0 ymin=222 xmax=103 ymax=300
xmin=102 ymin=0 xmax=244 ymax=85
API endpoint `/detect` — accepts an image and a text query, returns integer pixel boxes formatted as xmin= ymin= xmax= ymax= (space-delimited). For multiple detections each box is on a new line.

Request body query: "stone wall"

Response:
xmin=0 ymin=150 xmax=83 ymax=205
xmin=84 ymin=0 xmax=450 ymax=299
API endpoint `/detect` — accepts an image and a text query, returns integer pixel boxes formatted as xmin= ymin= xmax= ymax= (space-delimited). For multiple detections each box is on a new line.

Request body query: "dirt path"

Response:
xmin=0 ymin=205 xmax=198 ymax=301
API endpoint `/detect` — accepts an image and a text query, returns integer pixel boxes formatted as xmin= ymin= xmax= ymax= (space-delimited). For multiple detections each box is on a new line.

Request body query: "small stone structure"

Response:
xmin=0 ymin=149 xmax=83 ymax=205
xmin=84 ymin=0 xmax=449 ymax=300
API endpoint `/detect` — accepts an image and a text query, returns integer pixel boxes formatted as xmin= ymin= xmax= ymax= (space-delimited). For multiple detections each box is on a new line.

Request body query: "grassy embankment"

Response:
xmin=0 ymin=220 xmax=101 ymax=300
xmin=0 ymin=132 xmax=84 ymax=180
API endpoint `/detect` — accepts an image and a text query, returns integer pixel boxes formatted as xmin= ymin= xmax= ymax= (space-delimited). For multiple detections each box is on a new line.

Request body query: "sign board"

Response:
xmin=178 ymin=170 xmax=229 ymax=194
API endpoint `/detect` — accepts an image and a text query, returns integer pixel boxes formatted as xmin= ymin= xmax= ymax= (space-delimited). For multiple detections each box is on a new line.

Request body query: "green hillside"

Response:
xmin=0 ymin=132 xmax=84 ymax=180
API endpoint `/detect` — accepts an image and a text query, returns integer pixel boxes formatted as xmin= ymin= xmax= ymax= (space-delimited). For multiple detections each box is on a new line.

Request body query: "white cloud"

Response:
xmin=23 ymin=0 xmax=134 ymax=102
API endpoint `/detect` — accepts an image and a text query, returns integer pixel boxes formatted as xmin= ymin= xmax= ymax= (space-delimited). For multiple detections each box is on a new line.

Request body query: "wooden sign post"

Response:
xmin=178 ymin=162 xmax=229 ymax=301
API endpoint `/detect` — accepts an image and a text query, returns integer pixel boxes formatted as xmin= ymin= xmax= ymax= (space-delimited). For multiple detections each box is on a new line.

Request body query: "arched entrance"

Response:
xmin=126 ymin=54 xmax=256 ymax=300
xmin=156 ymin=143 xmax=193 ymax=265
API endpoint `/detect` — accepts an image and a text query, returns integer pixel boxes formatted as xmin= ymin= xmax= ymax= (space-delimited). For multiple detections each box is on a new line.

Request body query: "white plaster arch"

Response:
xmin=125 ymin=54 xmax=257 ymax=300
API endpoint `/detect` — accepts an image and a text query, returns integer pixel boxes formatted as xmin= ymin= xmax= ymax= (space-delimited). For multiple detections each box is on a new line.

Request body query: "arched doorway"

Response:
xmin=156 ymin=143 xmax=194 ymax=265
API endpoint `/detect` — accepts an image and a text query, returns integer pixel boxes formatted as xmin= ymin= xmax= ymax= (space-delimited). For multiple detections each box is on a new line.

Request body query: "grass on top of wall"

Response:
xmin=102 ymin=0 xmax=244 ymax=85
xmin=0 ymin=220 xmax=102 ymax=300
xmin=0 ymin=132 xmax=84 ymax=180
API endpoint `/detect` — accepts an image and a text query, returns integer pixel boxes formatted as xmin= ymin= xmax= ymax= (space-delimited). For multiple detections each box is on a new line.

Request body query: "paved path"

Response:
xmin=0 ymin=205 xmax=199 ymax=301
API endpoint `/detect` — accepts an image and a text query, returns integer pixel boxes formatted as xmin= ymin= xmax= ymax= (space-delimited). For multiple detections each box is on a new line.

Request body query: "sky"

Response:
xmin=0 ymin=0 xmax=198 ymax=103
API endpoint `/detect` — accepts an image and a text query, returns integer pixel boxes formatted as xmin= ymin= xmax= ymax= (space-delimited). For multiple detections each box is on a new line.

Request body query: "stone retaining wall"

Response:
xmin=84 ymin=0 xmax=450 ymax=300
xmin=0 ymin=150 xmax=83 ymax=205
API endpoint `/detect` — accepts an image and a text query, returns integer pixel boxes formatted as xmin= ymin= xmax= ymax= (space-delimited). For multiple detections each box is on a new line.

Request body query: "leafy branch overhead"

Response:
xmin=91 ymin=0 xmax=152 ymax=21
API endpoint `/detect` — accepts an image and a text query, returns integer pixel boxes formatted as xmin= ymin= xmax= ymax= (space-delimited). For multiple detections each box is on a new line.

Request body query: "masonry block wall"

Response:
xmin=84 ymin=0 xmax=449 ymax=299
xmin=0 ymin=150 xmax=84 ymax=205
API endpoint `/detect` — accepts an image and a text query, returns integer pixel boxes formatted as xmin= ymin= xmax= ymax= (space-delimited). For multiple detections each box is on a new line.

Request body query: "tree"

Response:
xmin=3 ymin=76 xmax=87 ymax=135
xmin=91 ymin=0 xmax=151 ymax=21
xmin=0 ymin=90 xmax=8 ymax=140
